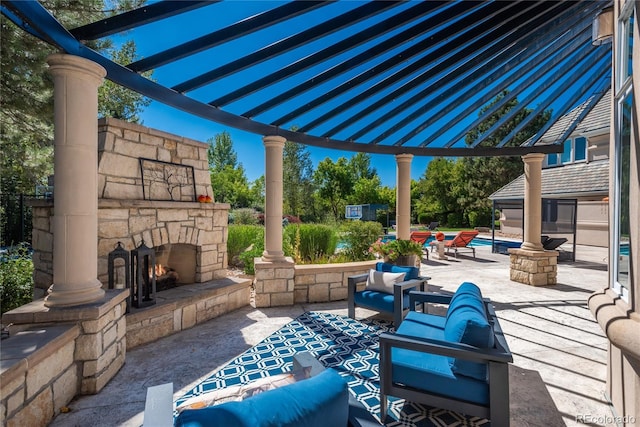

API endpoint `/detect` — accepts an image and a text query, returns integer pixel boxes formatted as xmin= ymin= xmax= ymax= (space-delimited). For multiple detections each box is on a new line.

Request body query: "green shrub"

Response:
xmin=232 ymin=208 xmax=258 ymax=225
xmin=227 ymin=225 xmax=263 ymax=267
xmin=285 ymin=224 xmax=337 ymax=263
xmin=339 ymin=221 xmax=383 ymax=262
xmin=446 ymin=212 xmax=464 ymax=228
xmin=467 ymin=209 xmax=491 ymax=228
xmin=0 ymin=244 xmax=33 ymax=314
xmin=417 ymin=212 xmax=430 ymax=225
xmin=234 ymin=227 xmax=294 ymax=275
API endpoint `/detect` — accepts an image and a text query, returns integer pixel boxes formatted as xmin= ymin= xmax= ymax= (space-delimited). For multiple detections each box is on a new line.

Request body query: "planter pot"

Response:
xmin=389 ymin=254 xmax=418 ymax=267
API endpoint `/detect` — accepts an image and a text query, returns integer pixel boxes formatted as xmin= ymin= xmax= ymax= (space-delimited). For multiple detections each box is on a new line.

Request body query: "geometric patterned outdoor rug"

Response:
xmin=175 ymin=311 xmax=489 ymax=426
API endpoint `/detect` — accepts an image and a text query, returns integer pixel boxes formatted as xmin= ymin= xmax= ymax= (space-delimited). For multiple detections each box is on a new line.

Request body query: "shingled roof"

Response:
xmin=490 ymin=159 xmax=609 ymax=200
xmin=535 ymin=89 xmax=611 ymax=144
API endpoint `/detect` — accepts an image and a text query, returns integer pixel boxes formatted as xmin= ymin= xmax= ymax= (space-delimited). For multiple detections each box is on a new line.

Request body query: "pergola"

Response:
xmin=2 ymin=0 xmax=612 ymax=304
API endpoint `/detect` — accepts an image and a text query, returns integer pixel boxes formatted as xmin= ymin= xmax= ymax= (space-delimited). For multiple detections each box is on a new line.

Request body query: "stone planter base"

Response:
xmin=509 ymin=248 xmax=558 ymax=286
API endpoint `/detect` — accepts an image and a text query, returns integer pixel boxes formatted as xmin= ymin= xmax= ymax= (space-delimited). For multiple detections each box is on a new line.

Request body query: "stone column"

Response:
xmin=520 ymin=153 xmax=545 ymax=251
xmin=509 ymin=153 xmax=557 ymax=286
xmin=45 ymin=54 xmax=106 ymax=308
xmin=262 ymin=135 xmax=287 ymax=261
xmin=395 ymin=154 xmax=413 ymax=240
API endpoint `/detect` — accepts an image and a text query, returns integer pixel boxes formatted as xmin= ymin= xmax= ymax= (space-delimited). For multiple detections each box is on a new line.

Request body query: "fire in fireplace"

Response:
xmin=151 ymin=264 xmax=180 ymax=291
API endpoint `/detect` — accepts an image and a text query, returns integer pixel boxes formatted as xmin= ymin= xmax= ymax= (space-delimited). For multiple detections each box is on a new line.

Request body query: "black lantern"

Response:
xmin=131 ymin=240 xmax=156 ymax=308
xmin=108 ymin=241 xmax=131 ymax=312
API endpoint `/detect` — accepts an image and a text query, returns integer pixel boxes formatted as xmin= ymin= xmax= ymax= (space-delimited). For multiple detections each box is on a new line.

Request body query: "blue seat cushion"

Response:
xmin=390 ymin=349 xmax=489 ymax=406
xmin=354 ymin=290 xmax=410 ymax=313
xmin=400 ymin=310 xmax=446 ymax=335
xmin=444 ymin=283 xmax=494 ymax=380
xmin=375 ymin=262 xmax=419 ymax=280
xmin=393 ymin=310 xmax=488 ymax=405
xmin=175 ymin=368 xmax=349 ymax=427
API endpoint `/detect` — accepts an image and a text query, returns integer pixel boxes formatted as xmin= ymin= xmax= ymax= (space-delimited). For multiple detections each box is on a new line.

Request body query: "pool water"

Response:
xmin=336 ymin=234 xmax=514 ymax=249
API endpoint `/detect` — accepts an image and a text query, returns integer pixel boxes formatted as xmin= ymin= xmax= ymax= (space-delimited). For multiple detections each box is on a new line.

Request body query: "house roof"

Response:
xmin=2 ymin=0 xmax=612 ymax=157
xmin=536 ymin=89 xmax=611 ymax=144
xmin=489 ymin=159 xmax=609 ymax=200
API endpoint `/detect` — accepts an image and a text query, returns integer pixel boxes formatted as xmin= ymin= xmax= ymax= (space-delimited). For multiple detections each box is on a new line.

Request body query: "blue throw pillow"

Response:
xmin=444 ymin=283 xmax=493 ymax=380
xmin=375 ymin=262 xmax=419 ymax=280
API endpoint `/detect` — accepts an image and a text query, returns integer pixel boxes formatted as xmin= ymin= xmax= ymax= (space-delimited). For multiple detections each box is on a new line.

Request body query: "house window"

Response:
xmin=574 ymin=137 xmax=587 ymax=161
xmin=616 ymin=3 xmax=634 ymax=91
xmin=545 ymin=136 xmax=588 ymax=167
xmin=612 ymin=2 xmax=634 ymax=300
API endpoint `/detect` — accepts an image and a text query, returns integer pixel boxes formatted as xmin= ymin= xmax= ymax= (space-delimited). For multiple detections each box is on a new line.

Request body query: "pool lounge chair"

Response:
xmin=410 ymin=231 xmax=431 ymax=260
xmin=439 ymin=230 xmax=479 ymax=258
xmin=427 ymin=221 xmax=439 ymax=231
xmin=543 ymin=237 xmax=568 ymax=251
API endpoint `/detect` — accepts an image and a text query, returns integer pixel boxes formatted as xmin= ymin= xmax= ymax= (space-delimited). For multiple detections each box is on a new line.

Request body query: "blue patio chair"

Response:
xmin=347 ymin=262 xmax=429 ymax=327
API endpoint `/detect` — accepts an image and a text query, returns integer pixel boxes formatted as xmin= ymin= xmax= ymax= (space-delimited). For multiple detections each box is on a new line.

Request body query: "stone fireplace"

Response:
xmin=31 ymin=118 xmax=230 ymax=296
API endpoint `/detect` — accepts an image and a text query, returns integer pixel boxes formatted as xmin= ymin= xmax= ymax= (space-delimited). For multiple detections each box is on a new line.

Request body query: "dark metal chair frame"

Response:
xmin=347 ymin=273 xmax=430 ymax=327
xmin=379 ymin=291 xmax=513 ymax=425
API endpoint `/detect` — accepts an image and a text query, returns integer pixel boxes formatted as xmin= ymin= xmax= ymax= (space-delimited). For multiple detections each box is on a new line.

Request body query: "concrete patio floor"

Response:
xmin=49 ymin=244 xmax=614 ymax=427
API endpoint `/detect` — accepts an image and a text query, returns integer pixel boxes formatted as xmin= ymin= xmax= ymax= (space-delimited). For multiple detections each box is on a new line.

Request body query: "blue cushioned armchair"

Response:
xmin=378 ymin=283 xmax=513 ymax=425
xmin=347 ymin=262 xmax=429 ymax=327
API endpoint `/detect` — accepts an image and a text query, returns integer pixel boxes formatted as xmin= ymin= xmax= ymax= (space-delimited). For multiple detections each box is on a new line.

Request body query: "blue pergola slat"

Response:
xmin=500 ymin=57 xmax=611 ymax=148
xmin=470 ymin=46 xmax=608 ymax=148
xmin=171 ymin=1 xmax=399 ymax=94
xmin=366 ymin=8 xmax=595 ymax=147
xmin=241 ymin=1 xmax=477 ymax=119
xmin=281 ymin=1 xmax=512 ymax=131
xmin=70 ymin=1 xmax=213 ymax=41
xmin=415 ymin=6 xmax=600 ymax=149
xmin=212 ymin=1 xmax=450 ymax=109
xmin=339 ymin=1 xmax=569 ymax=143
xmin=128 ymin=1 xmax=329 ymax=73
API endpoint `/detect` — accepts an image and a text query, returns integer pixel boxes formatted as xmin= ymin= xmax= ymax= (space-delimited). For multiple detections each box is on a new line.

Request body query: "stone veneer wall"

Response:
xmin=253 ymin=259 xmax=376 ymax=307
xmin=97 ymin=117 xmax=212 ymax=201
xmin=509 ymin=249 xmax=558 ymax=286
xmin=1 ymin=290 xmax=128 ymax=426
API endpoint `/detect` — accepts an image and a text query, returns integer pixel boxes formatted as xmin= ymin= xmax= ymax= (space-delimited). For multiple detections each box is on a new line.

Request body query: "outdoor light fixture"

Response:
xmin=592 ymin=6 xmax=614 ymax=45
xmin=131 ymin=240 xmax=157 ymax=308
xmin=108 ymin=242 xmax=131 ymax=312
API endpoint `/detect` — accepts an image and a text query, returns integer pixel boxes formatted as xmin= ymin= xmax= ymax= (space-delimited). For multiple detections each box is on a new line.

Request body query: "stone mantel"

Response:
xmin=98 ymin=199 xmax=230 ymax=210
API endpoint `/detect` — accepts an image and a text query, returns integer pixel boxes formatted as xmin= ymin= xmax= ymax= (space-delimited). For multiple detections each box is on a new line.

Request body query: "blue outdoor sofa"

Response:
xmin=379 ymin=282 xmax=513 ymax=425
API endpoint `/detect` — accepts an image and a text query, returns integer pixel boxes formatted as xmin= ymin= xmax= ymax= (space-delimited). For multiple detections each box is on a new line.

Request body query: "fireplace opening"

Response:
xmin=152 ymin=264 xmax=179 ymax=291
xmin=153 ymin=244 xmax=196 ymax=291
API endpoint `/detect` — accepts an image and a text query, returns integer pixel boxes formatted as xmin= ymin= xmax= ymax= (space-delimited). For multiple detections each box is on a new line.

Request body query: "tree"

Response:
xmin=349 ymin=152 xmax=376 ymax=180
xmin=458 ymin=90 xmax=552 ymax=227
xmin=283 ymin=140 xmax=314 ymax=218
xmin=1 ymin=0 xmax=147 ymax=245
xmin=413 ymin=158 xmax=459 ymax=225
xmin=208 ymin=131 xmax=238 ymax=170
xmin=207 ymin=131 xmax=255 ymax=208
xmin=313 ymin=157 xmax=354 ymax=221
xmin=98 ymin=40 xmax=152 ymax=122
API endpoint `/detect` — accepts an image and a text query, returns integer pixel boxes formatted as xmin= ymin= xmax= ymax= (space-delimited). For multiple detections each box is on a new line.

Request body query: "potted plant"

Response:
xmin=369 ymin=238 xmax=423 ymax=266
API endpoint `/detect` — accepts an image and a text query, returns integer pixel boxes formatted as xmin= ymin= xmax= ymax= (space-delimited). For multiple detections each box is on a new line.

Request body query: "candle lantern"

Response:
xmin=107 ymin=241 xmax=131 ymax=312
xmin=130 ymin=240 xmax=156 ymax=308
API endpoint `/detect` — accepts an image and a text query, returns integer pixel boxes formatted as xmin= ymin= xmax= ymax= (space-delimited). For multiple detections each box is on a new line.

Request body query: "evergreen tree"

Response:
xmin=1 ymin=0 xmax=146 ymax=245
xmin=458 ymin=90 xmax=551 ymax=227
xmin=207 ymin=131 xmax=256 ymax=208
